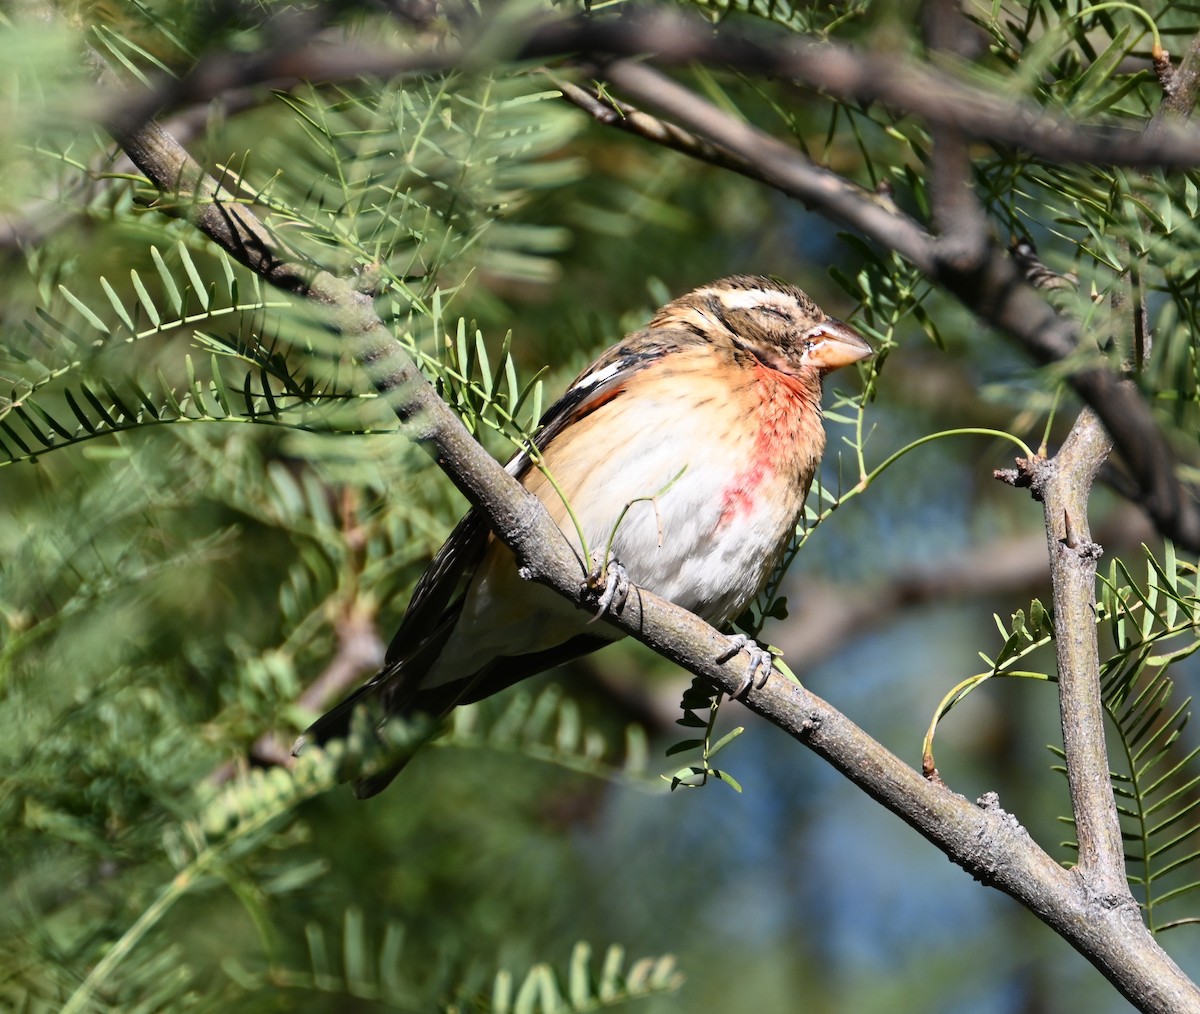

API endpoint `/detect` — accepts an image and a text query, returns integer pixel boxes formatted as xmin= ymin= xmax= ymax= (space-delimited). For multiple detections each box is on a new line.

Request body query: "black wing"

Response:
xmin=298 ymin=327 xmax=695 ymax=770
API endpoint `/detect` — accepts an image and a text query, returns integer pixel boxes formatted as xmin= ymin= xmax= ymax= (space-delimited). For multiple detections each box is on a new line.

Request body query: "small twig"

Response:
xmin=208 ymin=605 xmax=384 ymax=785
xmin=549 ymin=71 xmax=754 ymax=179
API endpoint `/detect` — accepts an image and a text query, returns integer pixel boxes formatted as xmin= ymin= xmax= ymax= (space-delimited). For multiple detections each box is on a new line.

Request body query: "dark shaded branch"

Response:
xmin=923 ymin=0 xmax=991 ymax=269
xmin=598 ymin=59 xmax=936 ymax=268
xmin=101 ymin=11 xmax=1200 ymax=170
xmin=549 ymin=73 xmax=753 ymax=179
xmin=209 ymin=604 xmax=384 ymax=785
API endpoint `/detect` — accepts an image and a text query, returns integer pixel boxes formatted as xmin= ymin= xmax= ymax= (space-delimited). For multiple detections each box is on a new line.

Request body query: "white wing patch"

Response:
xmin=572 ymin=359 xmax=624 ymax=392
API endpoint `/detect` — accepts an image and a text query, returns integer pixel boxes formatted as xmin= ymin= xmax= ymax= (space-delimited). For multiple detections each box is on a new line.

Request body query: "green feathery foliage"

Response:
xmin=1084 ymin=545 xmax=1200 ymax=932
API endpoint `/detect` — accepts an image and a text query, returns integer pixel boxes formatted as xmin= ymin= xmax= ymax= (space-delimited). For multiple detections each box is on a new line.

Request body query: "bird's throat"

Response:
xmin=716 ymin=363 xmax=821 ymax=527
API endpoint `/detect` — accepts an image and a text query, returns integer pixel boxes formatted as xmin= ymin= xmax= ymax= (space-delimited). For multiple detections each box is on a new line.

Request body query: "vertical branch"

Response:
xmin=923 ymin=0 xmax=990 ymax=267
xmin=1038 ymin=412 xmax=1127 ymax=888
xmin=920 ymin=3 xmax=1131 ymax=877
xmin=1048 ymin=19 xmax=1200 ymax=883
xmin=1008 ymin=241 xmax=1130 ymax=891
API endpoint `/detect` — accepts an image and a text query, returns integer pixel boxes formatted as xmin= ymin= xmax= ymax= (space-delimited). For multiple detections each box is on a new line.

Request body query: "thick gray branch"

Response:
xmin=922 ymin=0 xmax=991 ymax=269
xmin=111 ymin=112 xmax=1200 ymax=1012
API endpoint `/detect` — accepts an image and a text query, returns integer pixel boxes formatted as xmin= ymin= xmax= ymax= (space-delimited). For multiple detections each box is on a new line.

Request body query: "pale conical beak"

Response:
xmin=800 ymin=317 xmax=874 ymax=372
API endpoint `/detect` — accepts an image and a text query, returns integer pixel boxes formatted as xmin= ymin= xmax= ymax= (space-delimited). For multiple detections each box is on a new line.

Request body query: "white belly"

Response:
xmin=428 ymin=363 xmax=823 ymax=682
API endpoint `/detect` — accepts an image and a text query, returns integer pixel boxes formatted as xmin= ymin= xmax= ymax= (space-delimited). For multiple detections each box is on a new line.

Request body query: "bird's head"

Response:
xmin=653 ymin=274 xmax=873 ymax=377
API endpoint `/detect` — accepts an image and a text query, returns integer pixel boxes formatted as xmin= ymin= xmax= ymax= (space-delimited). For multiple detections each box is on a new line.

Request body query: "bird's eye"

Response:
xmin=757 ymin=305 xmax=791 ymax=322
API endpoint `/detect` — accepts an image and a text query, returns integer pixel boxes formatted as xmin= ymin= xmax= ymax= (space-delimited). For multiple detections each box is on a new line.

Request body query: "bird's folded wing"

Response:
xmin=384 ymin=509 xmax=489 ymax=665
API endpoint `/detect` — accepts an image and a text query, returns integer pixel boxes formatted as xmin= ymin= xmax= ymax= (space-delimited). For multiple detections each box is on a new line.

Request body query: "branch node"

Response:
xmin=1065 ymin=538 xmax=1103 ymax=562
xmin=922 ymin=760 xmax=947 ymax=787
xmin=1154 ymin=44 xmax=1176 ymax=96
xmin=354 ymin=261 xmax=385 ymax=296
xmin=994 ymin=455 xmax=1051 ymax=502
xmin=976 ymin=792 xmax=1025 ymax=838
xmin=976 ymin=790 xmax=1002 ymax=811
xmin=1058 ymin=509 xmax=1103 ymax=560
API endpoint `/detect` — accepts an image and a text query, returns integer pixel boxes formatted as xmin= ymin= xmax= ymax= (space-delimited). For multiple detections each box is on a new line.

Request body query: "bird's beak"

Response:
xmin=800 ymin=317 xmax=874 ymax=372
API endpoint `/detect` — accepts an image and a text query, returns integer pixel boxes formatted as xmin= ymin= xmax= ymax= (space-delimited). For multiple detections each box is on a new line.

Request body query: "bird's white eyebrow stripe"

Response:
xmin=701 ymin=287 xmax=790 ymax=310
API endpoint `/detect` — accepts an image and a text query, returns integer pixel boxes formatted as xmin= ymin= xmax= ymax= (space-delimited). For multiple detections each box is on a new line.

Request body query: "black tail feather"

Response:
xmin=293 ymin=679 xmax=426 ymax=798
xmin=295 ymin=632 xmax=613 ymax=798
xmin=292 ymin=681 xmax=381 ymax=754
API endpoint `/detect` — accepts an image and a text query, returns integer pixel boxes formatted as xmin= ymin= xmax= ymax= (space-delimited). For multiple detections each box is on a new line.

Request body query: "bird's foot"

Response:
xmin=584 ymin=550 xmax=630 ymax=621
xmin=718 ymin=634 xmax=774 ymax=698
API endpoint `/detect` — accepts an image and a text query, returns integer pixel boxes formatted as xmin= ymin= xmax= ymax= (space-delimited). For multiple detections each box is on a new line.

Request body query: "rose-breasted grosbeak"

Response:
xmin=298 ymin=275 xmax=872 ymax=795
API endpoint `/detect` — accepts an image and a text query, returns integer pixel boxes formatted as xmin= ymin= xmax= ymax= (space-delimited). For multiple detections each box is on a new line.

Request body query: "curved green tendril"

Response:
xmin=860 ymin=427 xmax=1035 ymax=492
xmin=1065 ymin=2 xmax=1162 ymax=54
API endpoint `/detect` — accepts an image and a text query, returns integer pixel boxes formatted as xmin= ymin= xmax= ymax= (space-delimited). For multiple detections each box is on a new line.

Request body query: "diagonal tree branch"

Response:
xmin=549 ymin=72 xmax=755 ymax=180
xmin=108 ymin=107 xmax=1200 ymax=1012
xmin=595 ymin=58 xmax=937 ymax=268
